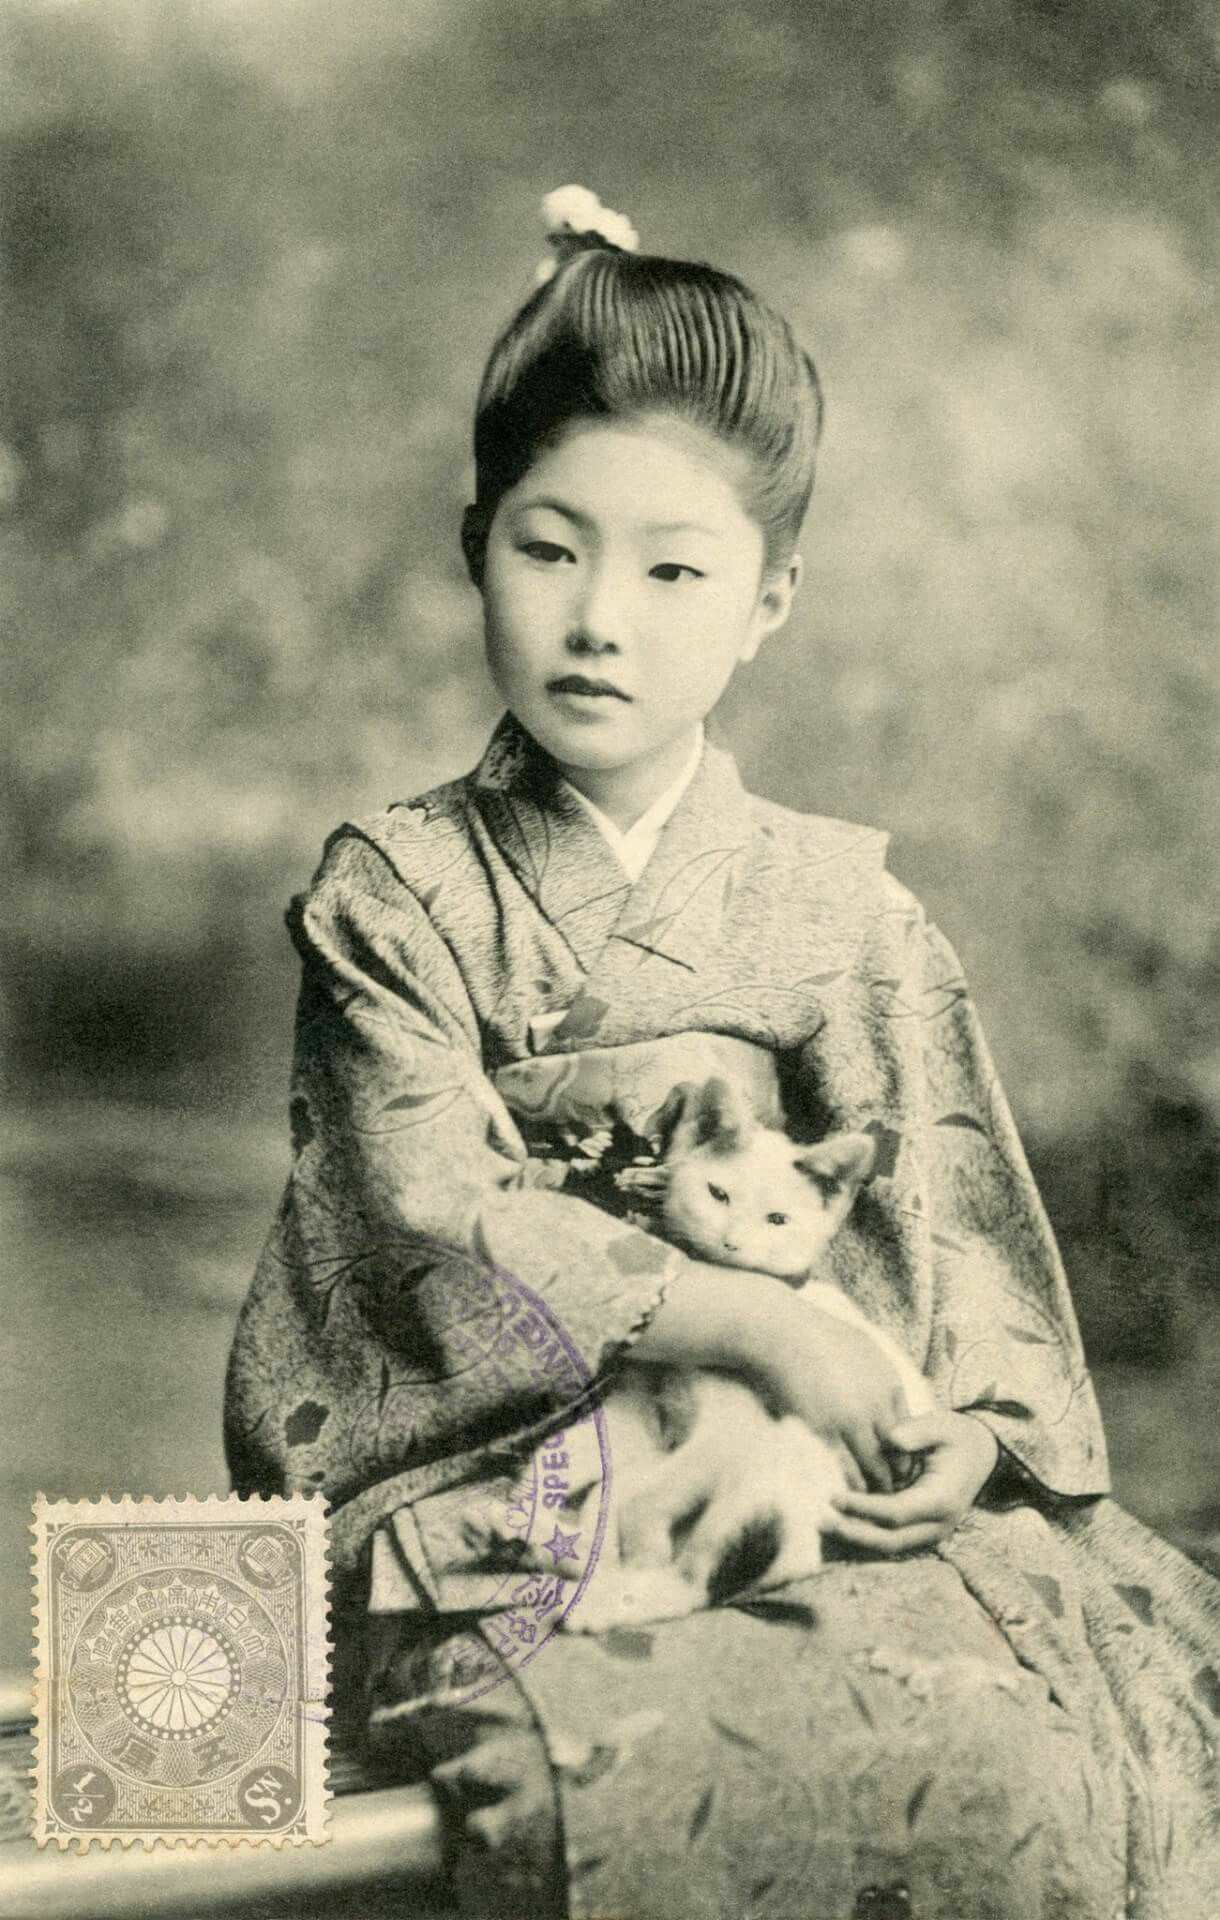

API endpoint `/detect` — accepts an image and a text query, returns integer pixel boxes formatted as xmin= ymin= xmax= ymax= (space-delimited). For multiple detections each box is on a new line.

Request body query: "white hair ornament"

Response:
xmin=536 ymin=185 xmax=640 ymax=283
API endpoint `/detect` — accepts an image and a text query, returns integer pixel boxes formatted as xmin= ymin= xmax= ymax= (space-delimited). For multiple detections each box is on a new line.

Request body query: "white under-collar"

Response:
xmin=560 ymin=728 xmax=705 ymax=882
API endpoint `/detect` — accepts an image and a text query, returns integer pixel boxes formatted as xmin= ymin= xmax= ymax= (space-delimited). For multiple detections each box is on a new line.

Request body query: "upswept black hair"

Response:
xmin=470 ymin=239 xmax=824 ymax=573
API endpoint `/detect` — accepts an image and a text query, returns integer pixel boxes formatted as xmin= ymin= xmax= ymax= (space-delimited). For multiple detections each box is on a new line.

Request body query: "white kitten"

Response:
xmin=660 ymin=1076 xmax=930 ymax=1417
xmin=569 ymin=1077 xmax=931 ymax=1631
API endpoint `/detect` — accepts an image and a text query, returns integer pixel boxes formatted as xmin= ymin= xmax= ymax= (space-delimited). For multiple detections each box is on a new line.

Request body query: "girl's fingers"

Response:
xmin=832 ymin=1446 xmax=867 ymax=1494
xmin=888 ymin=1448 xmax=924 ymax=1491
xmin=888 ymin=1386 xmax=915 ymax=1428
xmin=846 ymin=1425 xmax=896 ymax=1492
xmin=832 ymin=1485 xmax=957 ymax=1528
xmin=857 ymin=1442 xmax=894 ymax=1492
xmin=887 ymin=1413 xmax=954 ymax=1452
xmin=825 ymin=1513 xmax=950 ymax=1555
xmin=833 ymin=1474 xmax=960 ymax=1520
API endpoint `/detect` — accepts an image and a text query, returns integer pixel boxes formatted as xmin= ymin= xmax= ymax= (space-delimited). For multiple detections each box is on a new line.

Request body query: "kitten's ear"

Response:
xmin=794 ymin=1132 xmax=877 ymax=1198
xmin=661 ymin=1076 xmax=747 ymax=1156
xmin=692 ymin=1077 xmax=748 ymax=1153
xmin=654 ymin=1080 xmax=699 ymax=1154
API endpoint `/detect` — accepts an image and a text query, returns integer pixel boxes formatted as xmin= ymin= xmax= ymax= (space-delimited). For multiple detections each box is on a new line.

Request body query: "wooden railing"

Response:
xmin=0 ymin=1677 xmax=452 ymax=1919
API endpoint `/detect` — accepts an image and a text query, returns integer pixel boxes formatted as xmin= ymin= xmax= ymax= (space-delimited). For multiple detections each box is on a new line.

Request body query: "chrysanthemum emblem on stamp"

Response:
xmin=32 ymin=1494 xmax=330 ymax=1848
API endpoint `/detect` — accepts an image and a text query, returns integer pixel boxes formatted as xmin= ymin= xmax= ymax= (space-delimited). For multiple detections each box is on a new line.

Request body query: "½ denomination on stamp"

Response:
xmin=33 ymin=1494 xmax=330 ymax=1848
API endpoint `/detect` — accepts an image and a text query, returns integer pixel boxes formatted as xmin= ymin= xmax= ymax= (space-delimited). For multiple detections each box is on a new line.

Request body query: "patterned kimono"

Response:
xmin=225 ymin=715 xmax=1219 ymax=1919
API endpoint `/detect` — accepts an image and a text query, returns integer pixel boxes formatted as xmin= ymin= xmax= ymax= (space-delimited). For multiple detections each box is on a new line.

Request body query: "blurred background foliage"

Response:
xmin=0 ymin=0 xmax=1217 ymax=1602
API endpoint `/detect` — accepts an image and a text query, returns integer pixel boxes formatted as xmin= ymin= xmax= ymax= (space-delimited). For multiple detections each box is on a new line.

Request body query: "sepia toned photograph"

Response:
xmin=1 ymin=1 xmax=1217 ymax=1913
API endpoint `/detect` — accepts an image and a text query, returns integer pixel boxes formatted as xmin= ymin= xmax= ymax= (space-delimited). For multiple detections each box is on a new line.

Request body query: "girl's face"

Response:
xmin=473 ymin=414 xmax=799 ymax=826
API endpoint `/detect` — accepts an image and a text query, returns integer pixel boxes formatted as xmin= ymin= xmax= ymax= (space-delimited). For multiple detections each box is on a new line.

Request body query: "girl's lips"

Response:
xmin=548 ymin=675 xmax=632 ymax=700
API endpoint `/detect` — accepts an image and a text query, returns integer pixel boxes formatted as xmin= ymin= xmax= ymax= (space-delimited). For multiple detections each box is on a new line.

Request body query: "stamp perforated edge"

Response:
xmin=31 ymin=1492 xmax=332 ymax=1850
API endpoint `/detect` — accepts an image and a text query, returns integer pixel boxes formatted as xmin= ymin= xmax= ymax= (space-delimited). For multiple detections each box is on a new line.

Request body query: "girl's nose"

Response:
xmin=567 ymin=569 xmax=628 ymax=655
xmin=566 ymin=626 xmax=618 ymax=657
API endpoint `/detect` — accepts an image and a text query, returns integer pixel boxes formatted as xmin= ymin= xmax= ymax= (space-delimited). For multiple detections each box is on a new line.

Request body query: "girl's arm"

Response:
xmin=631 ymin=1261 xmax=911 ymax=1490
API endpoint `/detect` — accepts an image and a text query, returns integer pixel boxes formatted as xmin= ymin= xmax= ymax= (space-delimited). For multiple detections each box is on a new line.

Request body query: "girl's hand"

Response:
xmin=769 ymin=1304 xmax=914 ymax=1493
xmin=630 ymin=1266 xmax=907 ymax=1489
xmin=827 ymin=1411 xmax=999 ymax=1553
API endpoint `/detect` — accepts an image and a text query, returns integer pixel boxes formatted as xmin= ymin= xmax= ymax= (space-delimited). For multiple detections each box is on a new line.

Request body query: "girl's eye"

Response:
xmin=520 ymin=541 xmax=574 ymax=564
xmin=707 ymin=1183 xmax=729 ymax=1204
xmin=650 ymin=563 xmax=704 ymax=583
xmin=766 ymin=1212 xmax=789 ymax=1227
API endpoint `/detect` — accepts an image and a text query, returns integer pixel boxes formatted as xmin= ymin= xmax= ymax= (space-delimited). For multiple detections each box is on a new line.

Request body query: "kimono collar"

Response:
xmin=471 ymin=712 xmax=749 ymax=851
xmin=472 ymin=711 xmax=549 ymax=797
xmin=470 ymin=715 xmax=634 ymax=974
xmin=474 ymin=712 xmax=712 ymax=810
xmin=469 ymin=714 xmax=755 ymax=978
xmin=559 ymin=727 xmax=705 ymax=882
xmin=469 ymin=713 xmax=887 ymax=1011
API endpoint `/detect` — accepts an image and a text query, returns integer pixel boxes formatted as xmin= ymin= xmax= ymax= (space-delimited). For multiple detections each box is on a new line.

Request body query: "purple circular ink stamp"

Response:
xmin=384 ymin=1259 xmax=613 ymax=1708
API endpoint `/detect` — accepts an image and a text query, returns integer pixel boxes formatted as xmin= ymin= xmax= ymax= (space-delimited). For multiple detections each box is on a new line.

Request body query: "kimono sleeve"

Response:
xmin=899 ymin=905 xmax=1110 ymax=1499
xmin=803 ymin=884 xmax=1111 ymax=1503
xmin=225 ymin=824 xmax=682 ymax=1547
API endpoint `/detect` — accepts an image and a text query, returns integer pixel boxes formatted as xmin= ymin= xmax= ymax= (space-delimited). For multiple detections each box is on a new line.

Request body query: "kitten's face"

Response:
xmin=662 ymin=1129 xmax=844 ymax=1278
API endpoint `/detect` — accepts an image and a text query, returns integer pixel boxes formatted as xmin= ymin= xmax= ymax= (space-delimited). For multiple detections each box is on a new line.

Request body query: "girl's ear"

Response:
xmin=461 ymin=504 xmax=489 ymax=589
xmin=793 ymin=1131 xmax=876 ymax=1198
xmin=740 ymin=554 xmax=802 ymax=663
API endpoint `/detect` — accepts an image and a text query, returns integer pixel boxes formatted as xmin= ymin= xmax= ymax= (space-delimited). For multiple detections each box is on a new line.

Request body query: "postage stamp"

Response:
xmin=32 ymin=1493 xmax=330 ymax=1848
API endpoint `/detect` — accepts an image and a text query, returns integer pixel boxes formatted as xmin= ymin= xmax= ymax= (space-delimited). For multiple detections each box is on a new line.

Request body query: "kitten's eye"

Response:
xmin=766 ymin=1211 xmax=790 ymax=1227
xmin=707 ymin=1183 xmax=729 ymax=1204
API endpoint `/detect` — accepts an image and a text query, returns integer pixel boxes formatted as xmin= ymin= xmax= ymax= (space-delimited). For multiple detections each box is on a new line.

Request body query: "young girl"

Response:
xmin=225 ymin=189 xmax=1218 ymax=1918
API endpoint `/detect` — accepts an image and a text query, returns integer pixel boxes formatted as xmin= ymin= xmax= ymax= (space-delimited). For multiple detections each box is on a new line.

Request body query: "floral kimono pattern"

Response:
xmin=225 ymin=715 xmax=1219 ymax=1917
